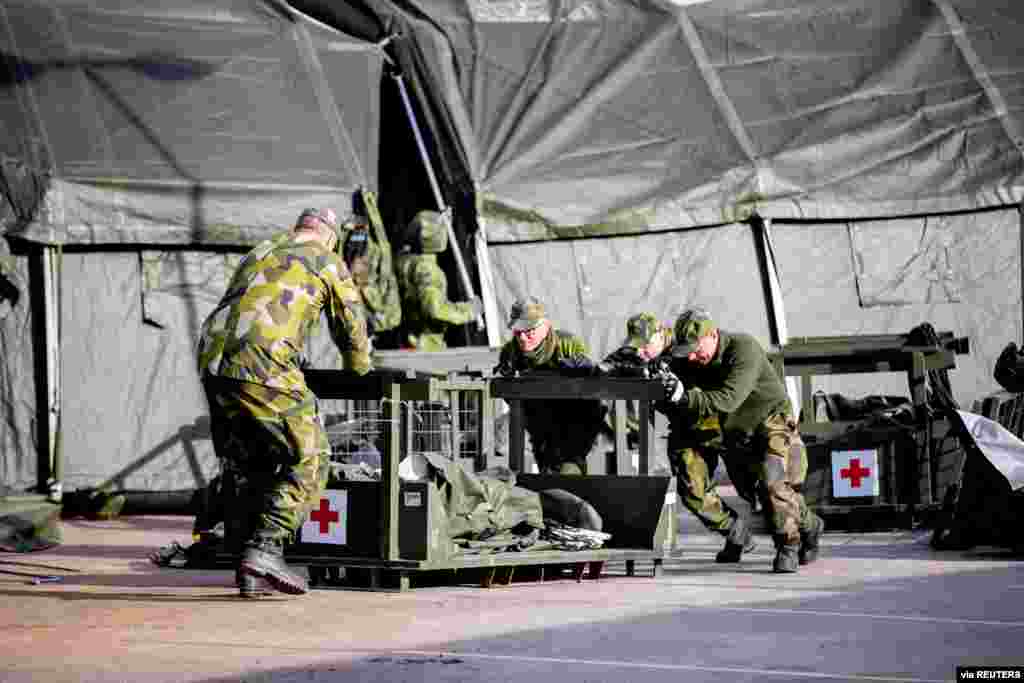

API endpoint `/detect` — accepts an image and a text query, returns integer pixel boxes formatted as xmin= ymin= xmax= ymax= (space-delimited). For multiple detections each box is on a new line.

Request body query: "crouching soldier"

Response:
xmin=656 ymin=307 xmax=825 ymax=572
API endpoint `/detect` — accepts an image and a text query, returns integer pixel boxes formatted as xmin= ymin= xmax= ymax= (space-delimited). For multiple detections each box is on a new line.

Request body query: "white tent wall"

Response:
xmin=488 ymin=221 xmax=773 ymax=361
xmin=0 ymin=1 xmax=386 ymax=493
xmin=52 ymin=248 xmax=351 ymax=493
xmin=488 ymin=205 xmax=1019 ymax=413
xmin=773 ymin=207 xmax=1021 ymax=408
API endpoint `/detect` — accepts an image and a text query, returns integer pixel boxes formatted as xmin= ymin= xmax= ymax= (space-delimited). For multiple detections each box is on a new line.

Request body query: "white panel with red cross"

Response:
xmin=830 ymin=449 xmax=880 ymax=498
xmin=299 ymin=490 xmax=348 ymax=545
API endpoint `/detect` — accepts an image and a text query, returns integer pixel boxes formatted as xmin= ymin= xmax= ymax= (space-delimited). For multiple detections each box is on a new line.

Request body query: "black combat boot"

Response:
xmin=799 ymin=514 xmax=825 ymax=566
xmin=240 ymin=540 xmax=308 ymax=595
xmin=235 ymin=567 xmax=274 ymax=598
xmin=715 ymin=515 xmax=757 ymax=563
xmin=772 ymin=535 xmax=800 ymax=573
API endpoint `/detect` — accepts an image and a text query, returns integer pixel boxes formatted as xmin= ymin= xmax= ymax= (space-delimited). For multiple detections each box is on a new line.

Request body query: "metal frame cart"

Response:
xmin=288 ymin=369 xmax=675 ymax=590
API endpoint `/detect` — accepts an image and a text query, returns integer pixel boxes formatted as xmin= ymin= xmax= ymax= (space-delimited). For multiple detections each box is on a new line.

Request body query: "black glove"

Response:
xmin=493 ymin=361 xmax=517 ymax=378
xmin=602 ymin=346 xmax=646 ymax=377
xmin=660 ymin=369 xmax=686 ymax=403
xmin=557 ymin=355 xmax=597 ymax=377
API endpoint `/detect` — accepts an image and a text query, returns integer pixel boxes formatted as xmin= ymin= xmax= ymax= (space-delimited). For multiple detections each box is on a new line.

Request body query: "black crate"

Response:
xmin=802 ymin=425 xmax=919 ymax=509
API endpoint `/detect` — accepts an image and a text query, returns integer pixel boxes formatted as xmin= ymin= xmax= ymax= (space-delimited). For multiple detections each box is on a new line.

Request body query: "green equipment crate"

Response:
xmin=285 ymin=368 xmax=675 ymax=590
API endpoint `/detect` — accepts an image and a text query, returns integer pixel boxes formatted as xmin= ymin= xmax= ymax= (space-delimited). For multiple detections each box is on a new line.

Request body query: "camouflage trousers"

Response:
xmin=670 ymin=413 xmax=814 ymax=544
xmin=668 ymin=414 xmax=734 ymax=534
xmin=202 ymin=375 xmax=330 ymax=549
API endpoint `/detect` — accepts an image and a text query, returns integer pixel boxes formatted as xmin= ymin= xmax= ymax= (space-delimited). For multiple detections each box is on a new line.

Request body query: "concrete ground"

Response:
xmin=1 ymin=492 xmax=1022 ymax=683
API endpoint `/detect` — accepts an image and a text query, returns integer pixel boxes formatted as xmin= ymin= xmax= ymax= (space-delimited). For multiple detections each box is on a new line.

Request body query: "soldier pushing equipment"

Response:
xmin=656 ymin=307 xmax=824 ymax=572
xmin=197 ymin=207 xmax=372 ymax=597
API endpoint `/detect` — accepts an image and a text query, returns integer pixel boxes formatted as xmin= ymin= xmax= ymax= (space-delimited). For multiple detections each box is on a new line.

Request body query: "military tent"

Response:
xmin=2 ymin=0 xmax=1023 ymax=499
xmin=0 ymin=0 xmax=390 ymax=496
xmin=300 ymin=0 xmax=1022 ymax=405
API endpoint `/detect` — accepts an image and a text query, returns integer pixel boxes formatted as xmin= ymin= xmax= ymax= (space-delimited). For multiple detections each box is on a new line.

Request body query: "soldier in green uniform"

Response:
xmin=658 ymin=307 xmax=825 ymax=572
xmin=394 ymin=210 xmax=482 ymax=351
xmin=340 ymin=190 xmax=401 ymax=345
xmin=494 ymin=297 xmax=604 ymax=474
xmin=197 ymin=207 xmax=372 ymax=597
xmin=605 ymin=312 xmax=763 ymax=512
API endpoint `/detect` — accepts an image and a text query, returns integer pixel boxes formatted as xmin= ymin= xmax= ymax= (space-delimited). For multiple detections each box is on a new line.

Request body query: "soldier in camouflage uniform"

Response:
xmin=658 ymin=307 xmax=825 ymax=572
xmin=340 ymin=190 xmax=401 ymax=343
xmin=197 ymin=207 xmax=372 ymax=596
xmin=494 ymin=297 xmax=604 ymax=474
xmin=394 ymin=210 xmax=482 ymax=351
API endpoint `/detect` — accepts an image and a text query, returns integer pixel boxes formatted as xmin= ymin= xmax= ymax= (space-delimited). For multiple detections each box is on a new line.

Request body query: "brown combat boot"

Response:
xmin=799 ymin=514 xmax=825 ymax=566
xmin=715 ymin=515 xmax=757 ymax=563
xmin=240 ymin=542 xmax=308 ymax=595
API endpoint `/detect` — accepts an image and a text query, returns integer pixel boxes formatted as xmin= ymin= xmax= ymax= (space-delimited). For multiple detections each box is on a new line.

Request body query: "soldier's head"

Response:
xmin=341 ymin=217 xmax=371 ymax=285
xmin=508 ymin=296 xmax=550 ymax=352
xmin=671 ymin=307 xmax=719 ymax=366
xmin=624 ymin=312 xmax=669 ymax=361
xmin=409 ymin=210 xmax=447 ymax=254
xmin=295 ymin=207 xmax=341 ymax=252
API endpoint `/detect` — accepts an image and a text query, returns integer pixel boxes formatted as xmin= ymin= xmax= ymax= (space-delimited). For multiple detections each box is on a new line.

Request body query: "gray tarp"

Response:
xmin=1 ymin=0 xmax=382 ymax=245
xmin=0 ymin=1 xmax=385 ymax=491
xmin=397 ymin=0 xmax=1024 ymax=239
xmin=3 ymin=0 xmax=1024 ymax=493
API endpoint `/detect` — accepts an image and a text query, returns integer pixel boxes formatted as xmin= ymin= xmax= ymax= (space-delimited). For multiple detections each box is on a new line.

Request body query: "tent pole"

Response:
xmin=41 ymin=246 xmax=62 ymax=502
xmin=752 ymin=215 xmax=802 ymax=418
xmin=391 ymin=72 xmax=484 ymax=330
xmin=473 ymin=212 xmax=502 ymax=347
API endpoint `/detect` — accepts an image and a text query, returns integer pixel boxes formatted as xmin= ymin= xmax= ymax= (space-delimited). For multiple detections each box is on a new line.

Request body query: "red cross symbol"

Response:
xmin=840 ymin=458 xmax=872 ymax=488
xmin=309 ymin=498 xmax=339 ymax=533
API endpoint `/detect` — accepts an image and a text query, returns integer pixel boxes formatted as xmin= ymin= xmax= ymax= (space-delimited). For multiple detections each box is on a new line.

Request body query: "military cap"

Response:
xmin=624 ymin=312 xmax=661 ymax=349
xmin=298 ymin=207 xmax=344 ymax=244
xmin=671 ymin=307 xmax=716 ymax=357
xmin=508 ymin=296 xmax=546 ymax=331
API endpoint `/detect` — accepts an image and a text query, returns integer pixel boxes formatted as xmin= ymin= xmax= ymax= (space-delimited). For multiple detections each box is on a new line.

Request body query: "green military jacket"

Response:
xmin=395 ymin=252 xmax=474 ymax=351
xmin=197 ymin=232 xmax=372 ymax=391
xmin=668 ymin=330 xmax=790 ymax=443
xmin=497 ymin=327 xmax=590 ymax=372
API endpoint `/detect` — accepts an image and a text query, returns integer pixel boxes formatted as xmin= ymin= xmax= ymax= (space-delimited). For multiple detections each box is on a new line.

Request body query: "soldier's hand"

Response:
xmin=661 ymin=370 xmax=686 ymax=403
xmin=558 ymin=355 xmax=597 ymax=377
xmin=603 ymin=346 xmax=646 ymax=377
xmin=493 ymin=362 xmax=517 ymax=378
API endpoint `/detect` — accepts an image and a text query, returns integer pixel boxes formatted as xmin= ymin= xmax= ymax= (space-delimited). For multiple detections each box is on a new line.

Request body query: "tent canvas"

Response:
xmin=1 ymin=0 xmax=386 ymax=494
xmin=2 ymin=0 xmax=1024 ymax=496
xmin=340 ymin=0 xmax=1022 ymax=403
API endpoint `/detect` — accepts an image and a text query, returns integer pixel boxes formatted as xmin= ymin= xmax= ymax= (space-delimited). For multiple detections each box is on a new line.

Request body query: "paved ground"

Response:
xmin=1 ymin=497 xmax=1022 ymax=683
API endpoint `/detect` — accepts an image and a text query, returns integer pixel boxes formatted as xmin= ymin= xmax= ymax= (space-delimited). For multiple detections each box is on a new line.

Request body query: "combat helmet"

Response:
xmin=409 ymin=210 xmax=448 ymax=254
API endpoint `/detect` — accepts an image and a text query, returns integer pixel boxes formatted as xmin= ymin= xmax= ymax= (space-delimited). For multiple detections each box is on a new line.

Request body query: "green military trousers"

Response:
xmin=202 ymin=375 xmax=331 ymax=549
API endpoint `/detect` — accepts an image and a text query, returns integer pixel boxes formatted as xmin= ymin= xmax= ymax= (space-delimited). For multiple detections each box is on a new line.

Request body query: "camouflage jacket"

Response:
xmin=197 ymin=232 xmax=372 ymax=392
xmin=395 ymin=252 xmax=474 ymax=351
xmin=350 ymin=189 xmax=401 ymax=333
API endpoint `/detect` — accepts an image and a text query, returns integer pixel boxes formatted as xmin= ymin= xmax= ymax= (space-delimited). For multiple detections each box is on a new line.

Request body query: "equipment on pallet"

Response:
xmin=289 ymin=368 xmax=675 ymax=590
